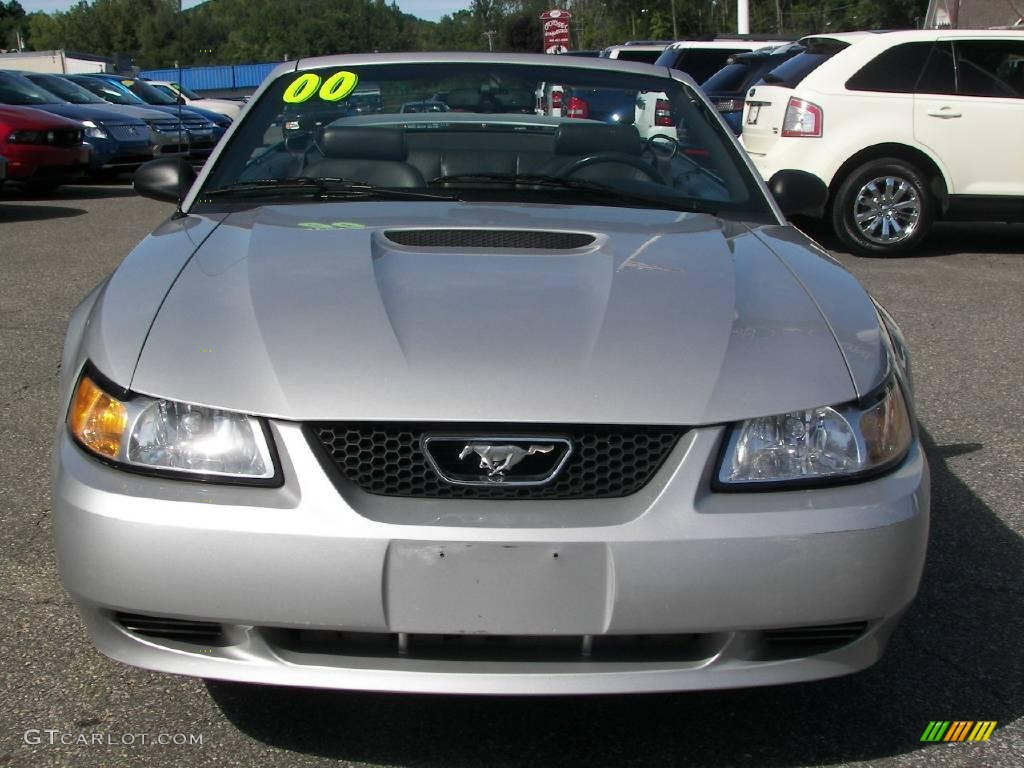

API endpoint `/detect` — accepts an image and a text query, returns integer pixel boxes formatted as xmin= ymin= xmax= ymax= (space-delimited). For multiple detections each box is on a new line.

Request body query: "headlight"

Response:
xmin=717 ymin=379 xmax=912 ymax=488
xmin=68 ymin=370 xmax=277 ymax=483
xmin=80 ymin=120 xmax=108 ymax=139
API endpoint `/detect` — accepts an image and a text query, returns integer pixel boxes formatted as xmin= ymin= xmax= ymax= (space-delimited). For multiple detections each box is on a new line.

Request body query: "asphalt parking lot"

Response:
xmin=1 ymin=182 xmax=1021 ymax=768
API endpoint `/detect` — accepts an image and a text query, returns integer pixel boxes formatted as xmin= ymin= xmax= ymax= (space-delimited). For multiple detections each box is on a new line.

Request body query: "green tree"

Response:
xmin=1 ymin=0 xmax=27 ymax=49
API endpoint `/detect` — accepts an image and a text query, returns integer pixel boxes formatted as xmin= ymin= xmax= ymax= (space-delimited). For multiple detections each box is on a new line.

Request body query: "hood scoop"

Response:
xmin=383 ymin=229 xmax=596 ymax=250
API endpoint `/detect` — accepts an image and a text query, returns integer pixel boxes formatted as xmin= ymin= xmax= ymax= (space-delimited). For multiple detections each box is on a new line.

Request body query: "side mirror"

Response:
xmin=134 ymin=157 xmax=197 ymax=203
xmin=768 ymin=169 xmax=828 ymax=217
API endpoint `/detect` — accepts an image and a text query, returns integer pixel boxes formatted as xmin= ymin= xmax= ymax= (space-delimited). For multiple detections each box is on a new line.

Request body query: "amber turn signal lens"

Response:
xmin=68 ymin=375 xmax=127 ymax=459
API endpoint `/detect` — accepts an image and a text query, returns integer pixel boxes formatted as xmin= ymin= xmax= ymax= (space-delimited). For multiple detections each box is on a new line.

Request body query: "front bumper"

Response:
xmin=150 ymin=130 xmax=218 ymax=161
xmin=2 ymin=144 xmax=89 ymax=182
xmin=53 ymin=422 xmax=929 ymax=694
xmin=84 ymin=136 xmax=153 ymax=171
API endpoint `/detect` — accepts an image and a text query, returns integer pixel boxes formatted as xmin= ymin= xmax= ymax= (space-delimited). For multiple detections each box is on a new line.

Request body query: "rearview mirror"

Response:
xmin=768 ymin=169 xmax=828 ymax=217
xmin=134 ymin=157 xmax=197 ymax=204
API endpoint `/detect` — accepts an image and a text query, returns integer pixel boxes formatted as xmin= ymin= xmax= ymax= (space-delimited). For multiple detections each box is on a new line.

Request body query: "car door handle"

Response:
xmin=926 ymin=107 xmax=962 ymax=119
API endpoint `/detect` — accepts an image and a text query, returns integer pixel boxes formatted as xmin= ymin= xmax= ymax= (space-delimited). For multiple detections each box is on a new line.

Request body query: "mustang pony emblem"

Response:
xmin=459 ymin=443 xmax=555 ymax=477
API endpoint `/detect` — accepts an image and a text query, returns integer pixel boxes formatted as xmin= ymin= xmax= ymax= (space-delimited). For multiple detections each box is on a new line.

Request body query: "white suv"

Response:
xmin=636 ymin=36 xmax=792 ymax=140
xmin=656 ymin=36 xmax=794 ymax=83
xmin=599 ymin=42 xmax=671 ymax=64
xmin=741 ymin=29 xmax=1024 ymax=256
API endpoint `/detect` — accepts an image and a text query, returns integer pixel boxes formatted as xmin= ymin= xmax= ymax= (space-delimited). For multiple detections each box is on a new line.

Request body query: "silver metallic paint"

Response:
xmin=129 ymin=204 xmax=858 ymax=424
xmin=51 ymin=53 xmax=930 ymax=694
xmin=53 ymin=419 xmax=929 ymax=693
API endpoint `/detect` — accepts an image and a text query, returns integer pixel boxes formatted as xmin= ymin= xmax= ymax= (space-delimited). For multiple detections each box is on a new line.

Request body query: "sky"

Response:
xmin=18 ymin=1 xmax=471 ymax=23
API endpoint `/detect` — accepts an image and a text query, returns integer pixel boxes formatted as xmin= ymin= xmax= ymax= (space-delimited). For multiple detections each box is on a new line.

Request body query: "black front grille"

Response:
xmin=307 ymin=423 xmax=684 ymax=499
xmin=270 ymin=629 xmax=712 ymax=662
xmin=106 ymin=124 xmax=147 ymax=141
xmin=47 ymin=129 xmax=82 ymax=147
xmin=384 ymin=229 xmax=595 ymax=250
xmin=152 ymin=119 xmax=210 ymax=132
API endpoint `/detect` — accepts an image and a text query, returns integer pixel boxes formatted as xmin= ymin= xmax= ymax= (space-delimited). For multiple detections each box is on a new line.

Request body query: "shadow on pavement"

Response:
xmin=0 ymin=203 xmax=87 ymax=223
xmin=796 ymin=217 xmax=1024 ymax=258
xmin=0 ymin=184 xmax=137 ymax=202
xmin=206 ymin=427 xmax=1021 ymax=767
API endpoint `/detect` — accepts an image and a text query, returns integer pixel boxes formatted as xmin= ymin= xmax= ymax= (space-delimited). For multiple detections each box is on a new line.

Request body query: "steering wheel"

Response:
xmin=643 ymin=134 xmax=679 ymax=161
xmin=558 ymin=152 xmax=665 ymax=185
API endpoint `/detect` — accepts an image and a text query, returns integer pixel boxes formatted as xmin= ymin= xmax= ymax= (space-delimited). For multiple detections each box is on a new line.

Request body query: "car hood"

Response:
xmin=133 ymin=103 xmax=222 ymax=122
xmin=128 ymin=202 xmax=873 ymax=425
xmin=33 ymin=102 xmax=148 ymax=125
xmin=191 ymin=97 xmax=242 ymax=116
xmin=101 ymin=103 xmax=183 ymax=122
xmin=179 ymin=105 xmax=231 ymax=124
xmin=0 ymin=104 xmax=84 ymax=129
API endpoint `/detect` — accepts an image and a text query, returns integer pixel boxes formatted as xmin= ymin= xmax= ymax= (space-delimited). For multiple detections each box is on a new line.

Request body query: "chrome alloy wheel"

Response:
xmin=853 ymin=176 xmax=920 ymax=245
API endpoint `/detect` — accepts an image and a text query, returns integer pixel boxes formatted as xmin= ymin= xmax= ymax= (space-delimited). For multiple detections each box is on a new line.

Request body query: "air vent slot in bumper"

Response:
xmin=383 ymin=229 xmax=595 ymax=250
xmin=115 ymin=612 xmax=227 ymax=645
xmin=756 ymin=621 xmax=868 ymax=659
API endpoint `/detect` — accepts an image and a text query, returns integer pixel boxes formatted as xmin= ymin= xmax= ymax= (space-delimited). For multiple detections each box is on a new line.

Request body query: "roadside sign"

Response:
xmin=540 ymin=10 xmax=571 ymax=53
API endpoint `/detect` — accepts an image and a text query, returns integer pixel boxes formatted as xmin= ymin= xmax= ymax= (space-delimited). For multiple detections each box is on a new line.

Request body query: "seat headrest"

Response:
xmin=554 ymin=123 xmax=642 ymax=156
xmin=320 ymin=126 xmax=408 ymax=161
xmin=496 ymin=90 xmax=533 ymax=111
xmin=446 ymin=89 xmax=482 ymax=110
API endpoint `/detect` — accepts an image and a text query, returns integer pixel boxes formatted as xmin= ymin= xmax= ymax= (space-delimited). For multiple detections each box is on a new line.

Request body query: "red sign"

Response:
xmin=540 ymin=9 xmax=571 ymax=54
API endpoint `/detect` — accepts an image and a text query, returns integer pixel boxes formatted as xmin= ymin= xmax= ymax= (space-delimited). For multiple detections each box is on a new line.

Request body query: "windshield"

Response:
xmin=128 ymin=80 xmax=178 ymax=105
xmin=70 ymin=77 xmax=142 ymax=106
xmin=760 ymin=39 xmax=848 ymax=88
xmin=170 ymin=82 xmax=202 ymax=100
xmin=25 ymin=74 xmax=106 ymax=105
xmin=200 ymin=60 xmax=771 ymax=220
xmin=701 ymin=61 xmax=752 ymax=92
xmin=0 ymin=72 xmax=62 ymax=105
xmin=611 ymin=49 xmax=663 ymax=64
xmin=677 ymin=49 xmax=753 ymax=84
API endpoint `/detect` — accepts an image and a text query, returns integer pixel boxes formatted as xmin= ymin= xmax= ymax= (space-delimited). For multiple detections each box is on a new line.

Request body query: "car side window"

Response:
xmin=845 ymin=42 xmax=934 ymax=93
xmin=916 ymin=41 xmax=957 ymax=95
xmin=952 ymin=40 xmax=1024 ymax=98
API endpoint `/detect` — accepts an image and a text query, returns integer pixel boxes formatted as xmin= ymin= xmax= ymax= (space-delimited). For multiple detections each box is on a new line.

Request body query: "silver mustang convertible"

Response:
xmin=52 ymin=54 xmax=929 ymax=695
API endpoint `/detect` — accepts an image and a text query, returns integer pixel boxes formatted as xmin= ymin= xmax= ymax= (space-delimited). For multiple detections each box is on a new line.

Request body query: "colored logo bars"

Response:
xmin=920 ymin=721 xmax=997 ymax=742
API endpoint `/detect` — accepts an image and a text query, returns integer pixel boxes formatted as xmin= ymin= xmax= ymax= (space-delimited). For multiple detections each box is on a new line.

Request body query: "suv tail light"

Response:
xmin=781 ymin=97 xmax=823 ymax=138
xmin=565 ymin=96 xmax=589 ymax=119
xmin=551 ymin=88 xmax=563 ymax=111
xmin=654 ymin=98 xmax=673 ymax=126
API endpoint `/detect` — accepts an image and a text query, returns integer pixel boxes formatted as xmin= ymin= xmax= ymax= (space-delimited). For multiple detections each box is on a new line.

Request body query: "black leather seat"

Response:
xmin=305 ymin=126 xmax=426 ymax=187
xmin=542 ymin=123 xmax=662 ymax=183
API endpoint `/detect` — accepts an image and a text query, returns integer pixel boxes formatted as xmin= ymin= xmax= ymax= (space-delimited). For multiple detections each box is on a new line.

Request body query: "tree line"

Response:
xmin=2 ymin=0 xmax=925 ymax=70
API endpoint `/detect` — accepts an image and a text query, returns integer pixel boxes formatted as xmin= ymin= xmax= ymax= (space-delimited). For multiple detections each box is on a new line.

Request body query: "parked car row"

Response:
xmin=740 ymin=28 xmax=1024 ymax=255
xmin=550 ymin=30 xmax=1023 ymax=256
xmin=0 ymin=70 xmax=235 ymax=192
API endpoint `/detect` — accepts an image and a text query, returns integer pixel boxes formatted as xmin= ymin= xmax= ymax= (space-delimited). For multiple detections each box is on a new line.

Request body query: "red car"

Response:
xmin=0 ymin=105 xmax=89 ymax=191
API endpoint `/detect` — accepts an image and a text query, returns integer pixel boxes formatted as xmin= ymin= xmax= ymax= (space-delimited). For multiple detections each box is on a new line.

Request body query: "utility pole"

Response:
xmin=483 ymin=29 xmax=497 ymax=51
xmin=737 ymin=0 xmax=749 ymax=34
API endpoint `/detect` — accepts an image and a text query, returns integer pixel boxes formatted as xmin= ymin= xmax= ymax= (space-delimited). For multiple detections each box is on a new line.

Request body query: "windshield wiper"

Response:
xmin=203 ymin=177 xmax=458 ymax=201
xmin=430 ymin=173 xmax=718 ymax=215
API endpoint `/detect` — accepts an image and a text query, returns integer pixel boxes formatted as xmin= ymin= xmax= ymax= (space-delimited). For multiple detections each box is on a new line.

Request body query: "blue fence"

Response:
xmin=138 ymin=62 xmax=279 ymax=93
